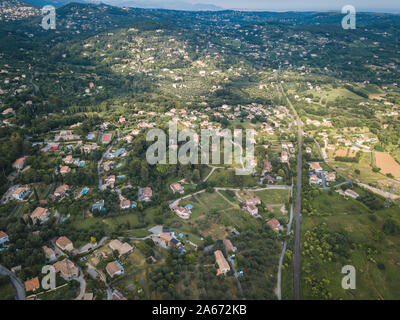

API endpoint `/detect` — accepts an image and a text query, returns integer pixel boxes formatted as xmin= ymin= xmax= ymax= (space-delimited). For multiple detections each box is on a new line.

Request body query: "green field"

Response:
xmin=299 ymin=191 xmax=400 ymax=299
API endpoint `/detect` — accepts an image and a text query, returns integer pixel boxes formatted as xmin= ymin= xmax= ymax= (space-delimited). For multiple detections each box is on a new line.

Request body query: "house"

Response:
xmin=60 ymin=166 xmax=71 ymax=175
xmin=214 ymin=250 xmax=230 ymax=276
xmin=138 ymin=187 xmax=152 ymax=202
xmin=0 ymin=231 xmax=9 ymax=246
xmin=173 ymin=206 xmax=191 ymax=219
xmin=30 ymin=207 xmax=50 ymax=223
xmin=170 ymin=182 xmax=184 ymax=194
xmin=92 ymin=200 xmax=105 ymax=211
xmin=53 ymin=258 xmax=79 ymax=280
xmin=306 ymin=147 xmax=312 ymax=153
xmin=103 ymin=175 xmax=115 ymax=189
xmin=12 ymin=156 xmax=27 ymax=170
xmin=2 ymin=107 xmax=15 ymax=116
xmin=345 ymin=189 xmax=359 ymax=199
xmin=112 ymin=290 xmax=127 ymax=300
xmin=54 ymin=184 xmax=69 ymax=198
xmin=109 ymin=239 xmax=134 ymax=257
xmin=266 ymin=218 xmax=281 ymax=231
xmin=263 ymin=161 xmax=272 ymax=173
xmin=326 ymin=172 xmax=336 ymax=182
xmin=223 ymin=239 xmax=236 ymax=253
xmin=246 ymin=197 xmax=261 ymax=206
xmin=106 ymin=261 xmax=124 ymax=278
xmin=24 ymin=277 xmax=40 ymax=292
xmin=246 ymin=204 xmax=258 ymax=216
xmin=56 ymin=236 xmax=74 ymax=252
xmin=309 ymin=162 xmax=323 ymax=172
xmin=103 ymin=161 xmax=114 ymax=171
xmin=281 ymin=151 xmax=289 ymax=163
xmin=309 ymin=174 xmax=322 ymax=184
xmin=158 ymin=232 xmax=181 ymax=247
xmin=120 ymin=199 xmax=131 ymax=210
xmin=42 ymin=246 xmax=56 ymax=262
xmin=12 ymin=187 xmax=30 ymax=200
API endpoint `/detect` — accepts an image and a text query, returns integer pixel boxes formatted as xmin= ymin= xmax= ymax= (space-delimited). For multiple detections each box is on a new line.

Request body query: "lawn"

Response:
xmin=253 ymin=189 xmax=290 ymax=204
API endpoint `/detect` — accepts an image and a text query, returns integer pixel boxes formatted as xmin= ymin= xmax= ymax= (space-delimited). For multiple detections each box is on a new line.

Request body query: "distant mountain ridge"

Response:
xmin=22 ymin=0 xmax=223 ymax=10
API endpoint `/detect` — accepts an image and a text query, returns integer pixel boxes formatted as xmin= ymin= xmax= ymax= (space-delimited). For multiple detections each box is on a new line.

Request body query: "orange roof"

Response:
xmin=53 ymin=259 xmax=78 ymax=278
xmin=267 ymin=218 xmax=281 ymax=230
xmin=13 ymin=156 xmax=26 ymax=166
xmin=106 ymin=261 xmax=123 ymax=277
xmin=25 ymin=277 xmax=40 ymax=292
xmin=56 ymin=236 xmax=73 ymax=249
xmin=0 ymin=231 xmax=8 ymax=239
xmin=30 ymin=207 xmax=49 ymax=220
xmin=214 ymin=250 xmax=230 ymax=273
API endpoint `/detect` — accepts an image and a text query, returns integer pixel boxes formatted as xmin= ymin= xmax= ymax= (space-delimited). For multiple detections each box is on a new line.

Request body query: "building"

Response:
xmin=263 ymin=161 xmax=272 ymax=173
xmin=12 ymin=187 xmax=30 ymax=200
xmin=170 ymin=183 xmax=184 ymax=194
xmin=345 ymin=189 xmax=359 ymax=199
xmin=112 ymin=290 xmax=127 ymax=300
xmin=281 ymin=151 xmax=289 ymax=163
xmin=24 ymin=277 xmax=40 ymax=292
xmin=214 ymin=250 xmax=230 ymax=276
xmin=92 ymin=200 xmax=105 ymax=212
xmin=173 ymin=206 xmax=191 ymax=219
xmin=138 ymin=187 xmax=152 ymax=202
xmin=309 ymin=162 xmax=323 ymax=172
xmin=326 ymin=172 xmax=336 ymax=182
xmin=109 ymin=239 xmax=134 ymax=257
xmin=0 ymin=231 xmax=9 ymax=246
xmin=54 ymin=184 xmax=69 ymax=198
xmin=12 ymin=156 xmax=27 ymax=170
xmin=223 ymin=239 xmax=236 ymax=253
xmin=309 ymin=174 xmax=322 ymax=184
xmin=56 ymin=236 xmax=74 ymax=252
xmin=106 ymin=261 xmax=124 ymax=278
xmin=266 ymin=218 xmax=281 ymax=231
xmin=53 ymin=258 xmax=79 ymax=280
xmin=246 ymin=203 xmax=258 ymax=216
xmin=30 ymin=207 xmax=50 ymax=223
xmin=60 ymin=166 xmax=71 ymax=175
xmin=158 ymin=232 xmax=181 ymax=248
xmin=120 ymin=199 xmax=131 ymax=210
xmin=42 ymin=246 xmax=56 ymax=262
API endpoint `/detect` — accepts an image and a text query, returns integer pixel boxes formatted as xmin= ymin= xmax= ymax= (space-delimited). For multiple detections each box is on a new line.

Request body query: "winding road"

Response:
xmin=0 ymin=265 xmax=26 ymax=300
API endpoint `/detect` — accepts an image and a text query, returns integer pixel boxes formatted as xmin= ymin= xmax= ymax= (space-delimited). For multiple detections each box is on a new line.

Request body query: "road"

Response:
xmin=276 ymin=205 xmax=294 ymax=300
xmin=97 ymin=129 xmax=119 ymax=189
xmin=282 ymin=84 xmax=303 ymax=300
xmin=227 ymin=256 xmax=246 ymax=300
xmin=0 ymin=265 xmax=26 ymax=300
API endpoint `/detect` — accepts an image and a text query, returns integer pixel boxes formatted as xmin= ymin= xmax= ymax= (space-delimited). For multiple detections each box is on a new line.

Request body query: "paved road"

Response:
xmin=277 ymin=205 xmax=294 ymax=300
xmin=282 ymin=85 xmax=303 ymax=300
xmin=0 ymin=265 xmax=26 ymax=300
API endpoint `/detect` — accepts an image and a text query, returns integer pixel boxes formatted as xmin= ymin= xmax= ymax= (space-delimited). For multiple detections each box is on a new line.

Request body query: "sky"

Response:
xmin=189 ymin=0 xmax=400 ymax=12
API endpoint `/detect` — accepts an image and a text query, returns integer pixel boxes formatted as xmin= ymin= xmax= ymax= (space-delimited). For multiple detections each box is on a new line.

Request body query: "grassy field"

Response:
xmin=300 ymin=191 xmax=400 ymax=299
